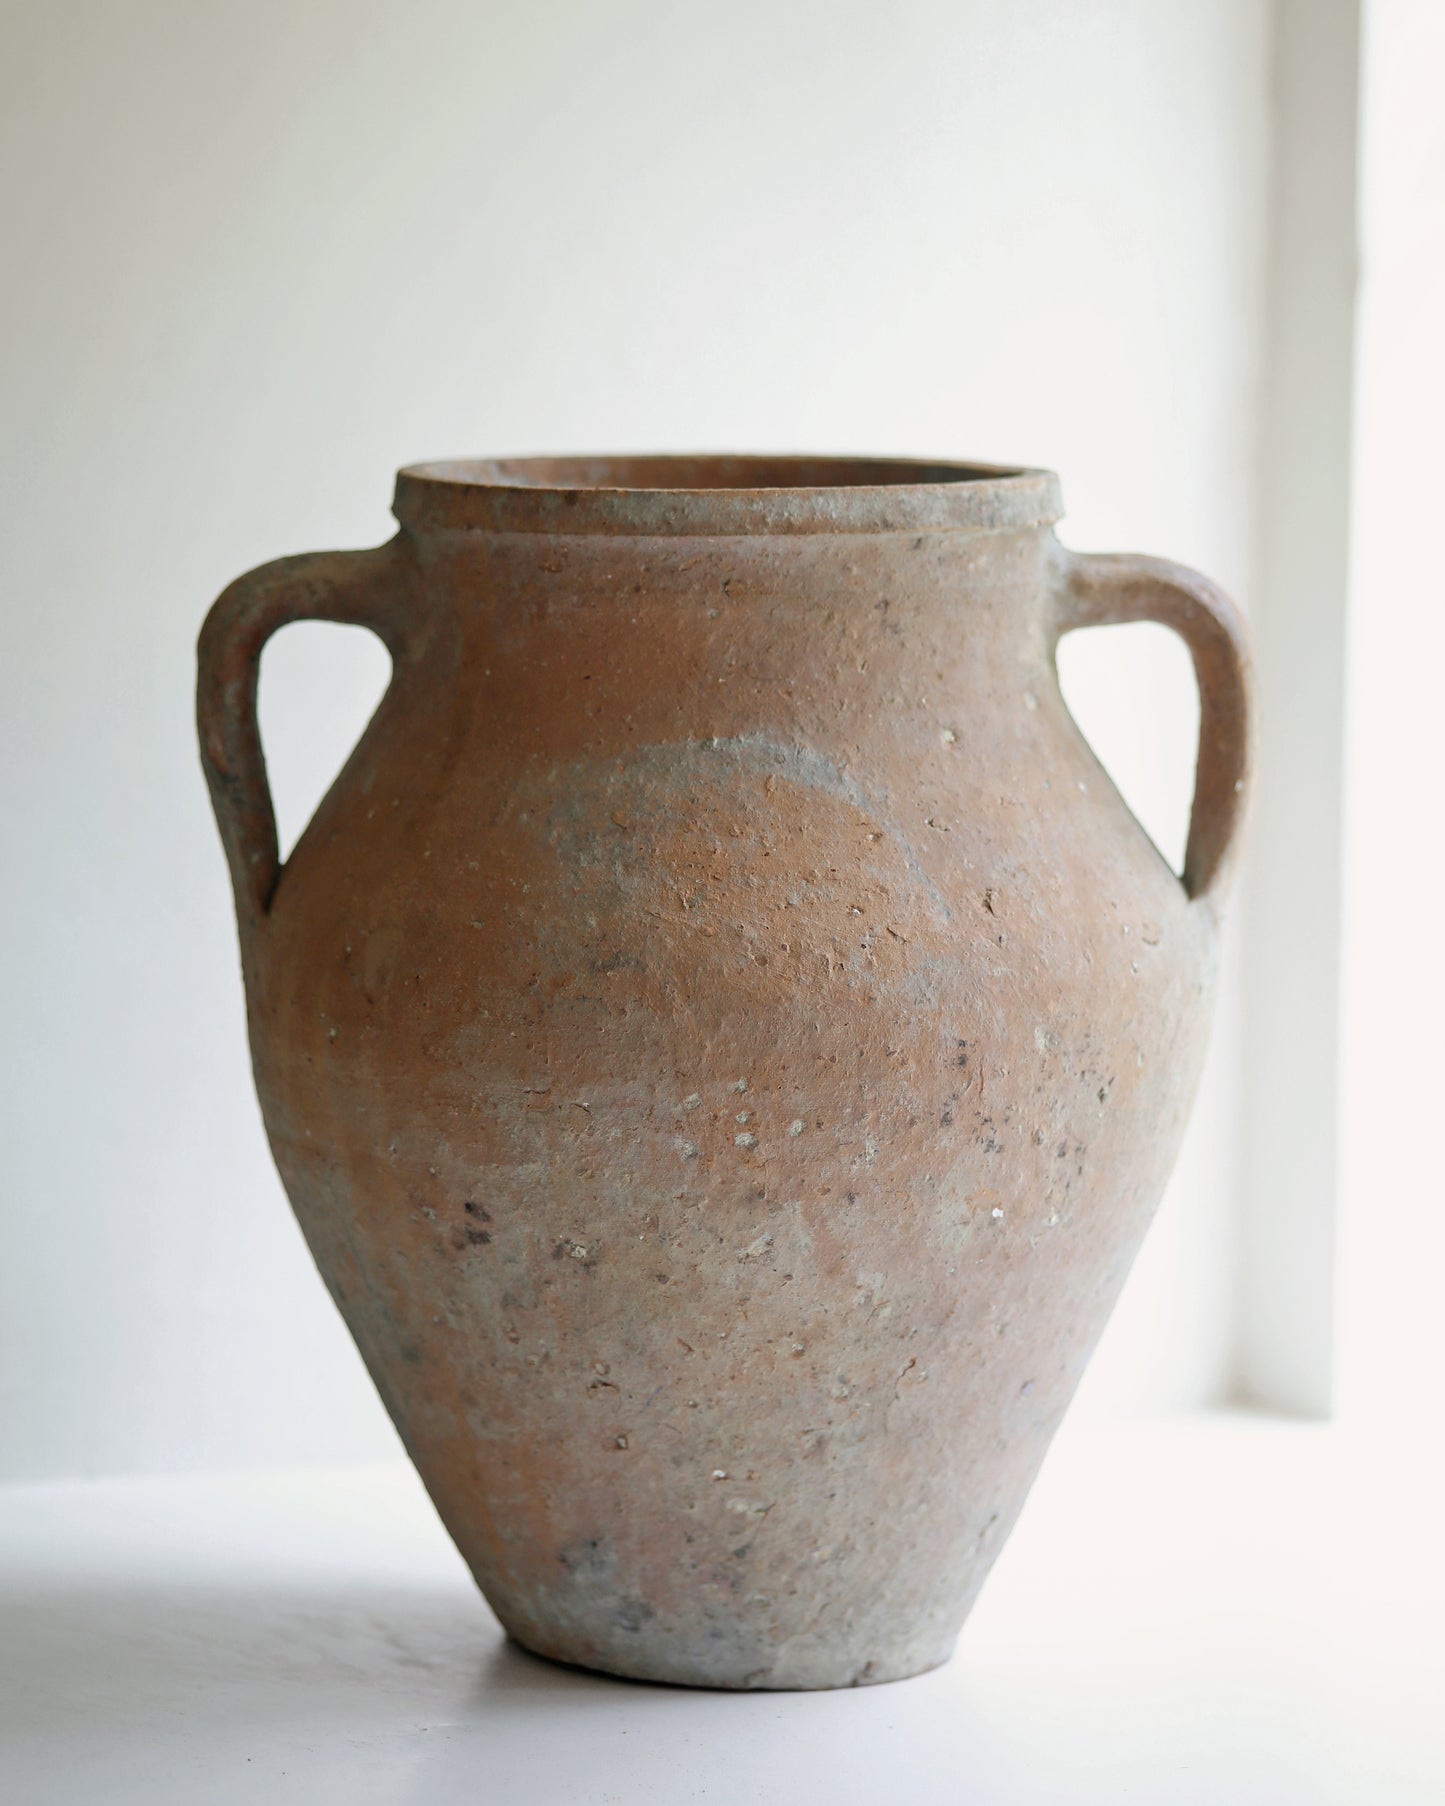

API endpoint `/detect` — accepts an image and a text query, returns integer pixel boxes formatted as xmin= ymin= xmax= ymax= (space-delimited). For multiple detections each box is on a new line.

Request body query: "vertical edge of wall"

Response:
xmin=1233 ymin=0 xmax=1362 ymax=1416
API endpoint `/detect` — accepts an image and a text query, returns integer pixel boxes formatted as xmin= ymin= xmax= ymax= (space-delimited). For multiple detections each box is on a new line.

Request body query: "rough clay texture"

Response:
xmin=198 ymin=457 xmax=1254 ymax=1690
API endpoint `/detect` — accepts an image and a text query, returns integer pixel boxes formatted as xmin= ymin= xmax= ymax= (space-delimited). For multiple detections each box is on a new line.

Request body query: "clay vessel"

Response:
xmin=199 ymin=456 xmax=1253 ymax=1689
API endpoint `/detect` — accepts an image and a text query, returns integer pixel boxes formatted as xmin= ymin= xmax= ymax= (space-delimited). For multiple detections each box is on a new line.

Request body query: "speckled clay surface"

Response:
xmin=199 ymin=456 xmax=1253 ymax=1689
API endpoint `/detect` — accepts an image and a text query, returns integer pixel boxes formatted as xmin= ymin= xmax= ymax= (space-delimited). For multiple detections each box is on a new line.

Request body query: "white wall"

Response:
xmin=0 ymin=0 xmax=1271 ymax=1480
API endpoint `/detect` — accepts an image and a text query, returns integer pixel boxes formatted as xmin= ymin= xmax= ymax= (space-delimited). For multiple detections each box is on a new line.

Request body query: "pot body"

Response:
xmin=199 ymin=458 xmax=1252 ymax=1688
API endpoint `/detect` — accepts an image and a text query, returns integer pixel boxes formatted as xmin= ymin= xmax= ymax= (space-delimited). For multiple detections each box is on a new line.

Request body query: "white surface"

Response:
xmin=0 ymin=0 xmax=1272 ymax=1482
xmin=3 ymin=1414 xmax=1439 ymax=1804
xmin=1338 ymin=0 xmax=1445 ymax=1428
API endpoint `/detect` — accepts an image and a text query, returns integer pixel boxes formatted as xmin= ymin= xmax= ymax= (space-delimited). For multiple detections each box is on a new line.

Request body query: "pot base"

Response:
xmin=499 ymin=1621 xmax=958 ymax=1692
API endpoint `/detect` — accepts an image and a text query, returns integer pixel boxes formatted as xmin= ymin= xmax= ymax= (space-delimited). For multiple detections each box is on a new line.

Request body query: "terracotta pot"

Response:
xmin=198 ymin=456 xmax=1253 ymax=1689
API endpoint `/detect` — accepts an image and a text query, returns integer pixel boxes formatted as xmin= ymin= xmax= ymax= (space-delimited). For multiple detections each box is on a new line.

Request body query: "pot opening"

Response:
xmin=437 ymin=455 xmax=1024 ymax=492
xmin=393 ymin=454 xmax=1062 ymax=537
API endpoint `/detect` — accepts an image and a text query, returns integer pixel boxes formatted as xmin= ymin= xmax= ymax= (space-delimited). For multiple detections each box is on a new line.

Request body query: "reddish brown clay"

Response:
xmin=198 ymin=456 xmax=1254 ymax=1689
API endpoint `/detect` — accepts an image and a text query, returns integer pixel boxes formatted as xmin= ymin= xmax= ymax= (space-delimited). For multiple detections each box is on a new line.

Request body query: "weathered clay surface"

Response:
xmin=198 ymin=456 xmax=1253 ymax=1689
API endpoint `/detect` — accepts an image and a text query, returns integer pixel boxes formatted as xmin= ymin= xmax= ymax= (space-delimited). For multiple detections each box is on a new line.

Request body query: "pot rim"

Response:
xmin=392 ymin=453 xmax=1062 ymax=537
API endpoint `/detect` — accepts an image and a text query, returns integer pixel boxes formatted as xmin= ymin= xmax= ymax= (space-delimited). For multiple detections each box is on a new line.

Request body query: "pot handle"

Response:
xmin=1054 ymin=550 xmax=1256 ymax=905
xmin=197 ymin=539 xmax=413 ymax=933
